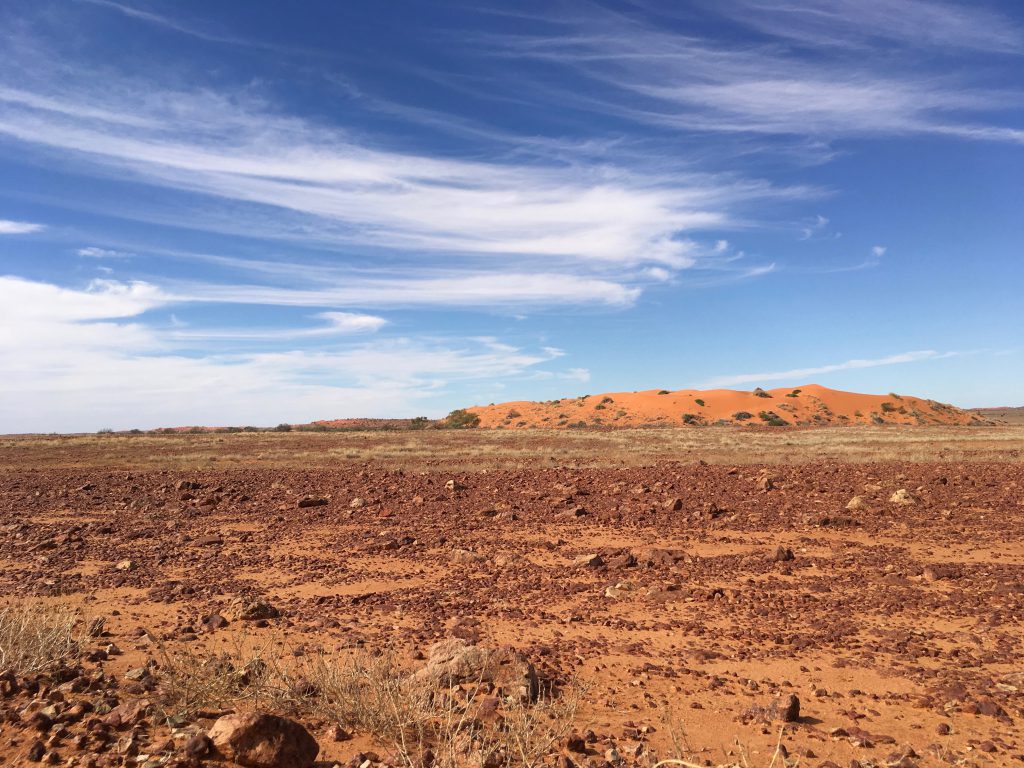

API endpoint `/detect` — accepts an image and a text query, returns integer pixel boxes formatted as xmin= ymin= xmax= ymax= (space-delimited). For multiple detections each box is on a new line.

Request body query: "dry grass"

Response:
xmin=1 ymin=425 xmax=1022 ymax=471
xmin=155 ymin=640 xmax=581 ymax=768
xmin=0 ymin=602 xmax=82 ymax=676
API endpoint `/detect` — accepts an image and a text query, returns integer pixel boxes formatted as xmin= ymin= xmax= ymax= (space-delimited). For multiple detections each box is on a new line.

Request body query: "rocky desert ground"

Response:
xmin=1 ymin=426 xmax=1022 ymax=768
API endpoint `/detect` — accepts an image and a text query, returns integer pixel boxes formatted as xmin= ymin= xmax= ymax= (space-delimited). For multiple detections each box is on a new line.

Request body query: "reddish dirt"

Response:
xmin=468 ymin=384 xmax=985 ymax=429
xmin=1 ymin=458 xmax=1022 ymax=766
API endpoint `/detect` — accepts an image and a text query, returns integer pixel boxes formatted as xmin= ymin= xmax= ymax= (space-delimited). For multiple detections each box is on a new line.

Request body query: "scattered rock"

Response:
xmin=208 ymin=712 xmax=319 ymax=768
xmin=889 ymin=489 xmax=918 ymax=505
xmin=772 ymin=546 xmax=794 ymax=562
xmin=230 ymin=598 xmax=280 ymax=622
xmin=412 ymin=638 xmax=539 ymax=701
xmin=768 ymin=693 xmax=801 ymax=722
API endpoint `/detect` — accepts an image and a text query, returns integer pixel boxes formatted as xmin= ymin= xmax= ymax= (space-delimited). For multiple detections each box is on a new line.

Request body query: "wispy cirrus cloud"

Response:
xmin=484 ymin=2 xmax=1023 ymax=146
xmin=721 ymin=0 xmax=1023 ymax=53
xmin=0 ymin=80 xmax=791 ymax=272
xmin=166 ymin=311 xmax=387 ymax=342
xmin=77 ymin=246 xmax=134 ymax=258
xmin=0 ymin=219 xmax=44 ymax=234
xmin=706 ymin=350 xmax=960 ymax=387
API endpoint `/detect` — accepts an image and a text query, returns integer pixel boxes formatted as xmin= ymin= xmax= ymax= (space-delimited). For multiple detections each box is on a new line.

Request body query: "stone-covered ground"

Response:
xmin=1 ymin=460 xmax=1023 ymax=766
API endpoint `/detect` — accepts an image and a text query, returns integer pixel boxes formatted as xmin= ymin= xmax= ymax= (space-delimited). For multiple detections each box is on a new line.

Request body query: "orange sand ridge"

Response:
xmin=467 ymin=384 xmax=986 ymax=429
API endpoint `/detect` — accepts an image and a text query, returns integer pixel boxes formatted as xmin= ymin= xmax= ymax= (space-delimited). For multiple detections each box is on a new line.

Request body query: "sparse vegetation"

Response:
xmin=694 ymin=399 xmax=705 ymax=407
xmin=881 ymin=402 xmax=896 ymax=413
xmin=732 ymin=411 xmax=753 ymax=421
xmin=444 ymin=409 xmax=481 ymax=429
xmin=156 ymin=638 xmax=580 ymax=768
xmin=657 ymin=390 xmax=670 ymax=395
xmin=0 ymin=602 xmax=83 ymax=676
xmin=273 ymin=423 xmax=293 ymax=432
xmin=752 ymin=388 xmax=772 ymax=398
xmin=681 ymin=413 xmax=700 ymax=424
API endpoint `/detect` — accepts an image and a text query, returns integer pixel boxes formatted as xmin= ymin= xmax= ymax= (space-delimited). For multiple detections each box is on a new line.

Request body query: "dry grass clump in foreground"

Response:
xmin=0 ymin=602 xmax=83 ymax=676
xmin=156 ymin=639 xmax=581 ymax=768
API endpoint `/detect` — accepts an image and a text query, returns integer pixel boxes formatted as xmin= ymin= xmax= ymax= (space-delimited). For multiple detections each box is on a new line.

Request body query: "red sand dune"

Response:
xmin=467 ymin=384 xmax=986 ymax=429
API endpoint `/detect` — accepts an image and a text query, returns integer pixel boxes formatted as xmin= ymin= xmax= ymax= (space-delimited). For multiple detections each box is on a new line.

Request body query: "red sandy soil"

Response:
xmin=1 ymin=459 xmax=1022 ymax=766
xmin=468 ymin=384 xmax=985 ymax=429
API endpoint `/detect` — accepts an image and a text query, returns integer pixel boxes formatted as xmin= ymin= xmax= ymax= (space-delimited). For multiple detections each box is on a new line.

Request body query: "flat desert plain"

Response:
xmin=1 ymin=426 xmax=1023 ymax=768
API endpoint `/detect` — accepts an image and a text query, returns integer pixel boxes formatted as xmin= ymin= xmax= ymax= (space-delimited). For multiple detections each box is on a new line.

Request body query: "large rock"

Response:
xmin=412 ymin=638 xmax=538 ymax=701
xmin=767 ymin=694 xmax=801 ymax=722
xmin=208 ymin=713 xmax=319 ymax=768
xmin=889 ymin=489 xmax=918 ymax=505
xmin=229 ymin=598 xmax=280 ymax=622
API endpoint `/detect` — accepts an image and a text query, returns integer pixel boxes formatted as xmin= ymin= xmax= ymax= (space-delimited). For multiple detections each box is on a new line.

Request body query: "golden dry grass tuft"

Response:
xmin=155 ymin=640 xmax=581 ymax=768
xmin=0 ymin=602 xmax=83 ymax=676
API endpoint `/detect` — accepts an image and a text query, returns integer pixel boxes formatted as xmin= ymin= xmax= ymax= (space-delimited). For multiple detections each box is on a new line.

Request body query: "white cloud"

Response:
xmin=77 ymin=246 xmax=134 ymax=258
xmin=800 ymin=214 xmax=830 ymax=240
xmin=0 ymin=276 xmax=576 ymax=432
xmin=872 ymin=245 xmax=888 ymax=258
xmin=168 ymin=272 xmax=641 ymax=308
xmin=166 ymin=311 xmax=387 ymax=341
xmin=706 ymin=350 xmax=959 ymax=387
xmin=0 ymin=219 xmax=44 ymax=234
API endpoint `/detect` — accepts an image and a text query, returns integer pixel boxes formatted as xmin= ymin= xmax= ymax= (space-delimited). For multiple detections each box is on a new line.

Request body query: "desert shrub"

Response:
xmin=785 ymin=389 xmax=801 ymax=398
xmin=732 ymin=411 xmax=753 ymax=421
xmin=694 ymin=399 xmax=705 ymax=407
xmin=594 ymin=404 xmax=606 ymax=410
xmin=273 ymin=423 xmax=292 ymax=432
xmin=600 ymin=397 xmax=614 ymax=404
xmin=410 ymin=416 xmax=429 ymax=430
xmin=752 ymin=388 xmax=771 ymax=398
xmin=766 ymin=417 xmax=789 ymax=427
xmin=0 ymin=602 xmax=83 ymax=676
xmin=657 ymin=390 xmax=670 ymax=395
xmin=880 ymin=402 xmax=896 ymax=413
xmin=444 ymin=410 xmax=480 ymax=429
xmin=507 ymin=410 xmax=522 ymax=419
xmin=96 ymin=428 xmax=114 ymax=434
xmin=682 ymin=413 xmax=699 ymax=424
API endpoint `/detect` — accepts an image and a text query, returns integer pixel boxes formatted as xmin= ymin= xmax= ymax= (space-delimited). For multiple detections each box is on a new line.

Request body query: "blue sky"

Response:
xmin=1 ymin=0 xmax=1022 ymax=431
